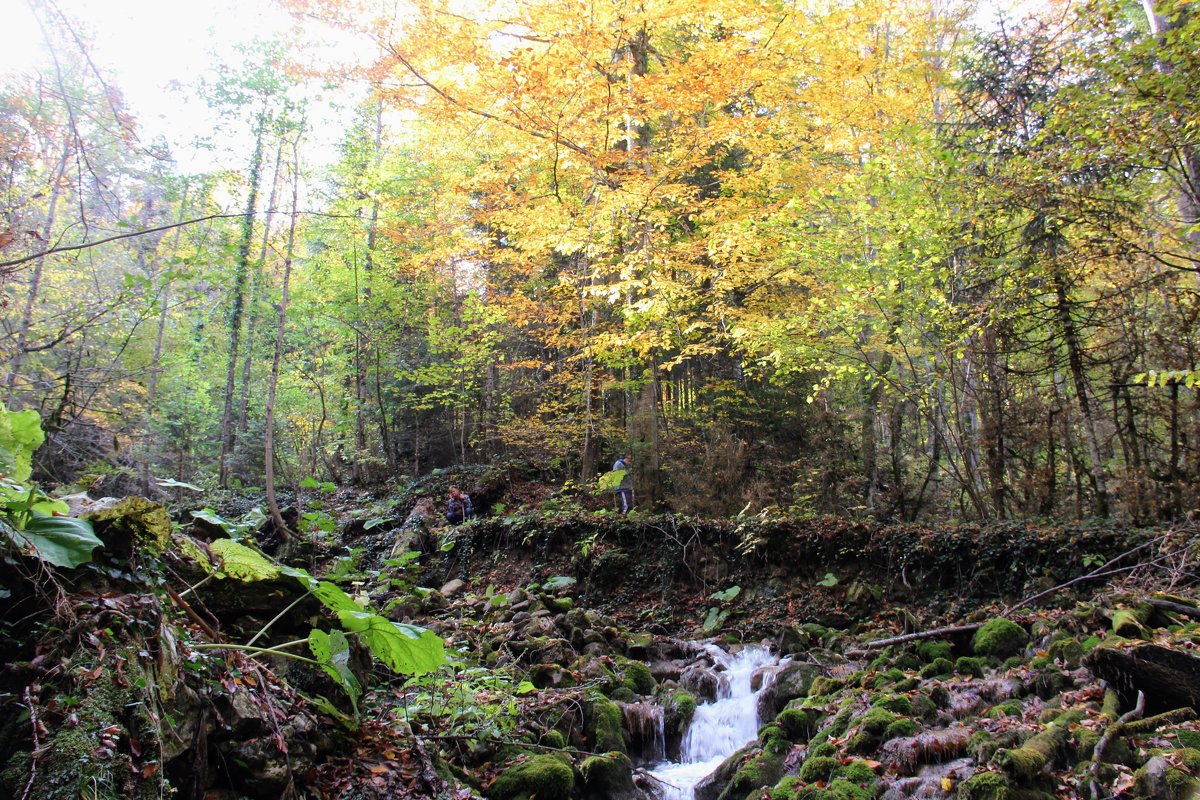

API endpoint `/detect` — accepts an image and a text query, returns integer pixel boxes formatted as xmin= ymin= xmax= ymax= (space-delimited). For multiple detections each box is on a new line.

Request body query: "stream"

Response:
xmin=649 ymin=645 xmax=784 ymax=800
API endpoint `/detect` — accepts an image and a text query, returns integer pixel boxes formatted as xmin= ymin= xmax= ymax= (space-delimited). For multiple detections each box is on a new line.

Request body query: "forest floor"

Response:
xmin=3 ymin=474 xmax=1200 ymax=800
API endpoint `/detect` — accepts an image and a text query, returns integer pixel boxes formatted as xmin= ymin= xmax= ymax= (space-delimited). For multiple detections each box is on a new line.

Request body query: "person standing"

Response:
xmin=613 ymin=453 xmax=633 ymax=514
xmin=446 ymin=486 xmax=474 ymax=524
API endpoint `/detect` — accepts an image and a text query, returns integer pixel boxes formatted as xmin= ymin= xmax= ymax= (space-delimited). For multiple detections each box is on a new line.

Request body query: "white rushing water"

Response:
xmin=650 ymin=645 xmax=783 ymax=800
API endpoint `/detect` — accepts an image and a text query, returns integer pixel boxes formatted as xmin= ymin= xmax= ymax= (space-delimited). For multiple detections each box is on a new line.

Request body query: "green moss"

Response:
xmin=973 ymin=618 xmax=1029 ymax=659
xmin=884 ymin=718 xmax=921 ymax=740
xmin=917 ymin=639 xmax=953 ymax=663
xmin=955 ymin=656 xmax=985 ymax=678
xmin=919 ymin=657 xmax=954 ymax=678
xmin=808 ymin=741 xmax=837 ymax=758
xmin=909 ymin=693 xmax=937 ymax=719
xmin=588 ymin=697 xmax=626 ymax=754
xmin=959 ymin=770 xmax=1009 ymax=800
xmin=541 ymin=730 xmax=566 ymax=749
xmin=827 ymin=779 xmax=872 ymax=800
xmin=1046 ymin=638 xmax=1084 ymax=667
xmin=855 ymin=706 xmax=896 ymax=735
xmin=1111 ymin=605 xmax=1152 ymax=639
xmin=777 ymin=707 xmax=823 ymax=742
xmin=1168 ymin=729 xmax=1200 ymax=750
xmin=618 ymin=659 xmax=656 ymax=695
xmin=836 ymin=760 xmax=877 ymax=786
xmin=579 ymin=752 xmax=635 ymax=797
xmin=873 ymin=668 xmax=906 ymax=689
xmin=610 ymin=686 xmax=635 ymax=703
xmin=673 ymin=691 xmax=697 ymax=719
xmin=488 ymin=755 xmax=574 ymax=800
xmin=993 ymin=746 xmax=1045 ymax=781
xmin=808 ymin=676 xmax=845 ymax=697
xmin=808 ymin=703 xmax=854 ymax=749
xmin=722 ymin=732 xmax=789 ymax=800
xmin=872 ymin=693 xmax=912 ymax=715
xmin=799 ymin=755 xmax=839 ymax=783
xmin=984 ymin=701 xmax=1020 ymax=719
xmin=970 ymin=730 xmax=998 ymax=762
xmin=927 ymin=684 xmax=951 ymax=708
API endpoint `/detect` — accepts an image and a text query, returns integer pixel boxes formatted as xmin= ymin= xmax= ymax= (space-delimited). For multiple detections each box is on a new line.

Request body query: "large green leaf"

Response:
xmin=4 ymin=514 xmax=102 ymax=568
xmin=0 ymin=406 xmax=44 ymax=483
xmin=337 ymin=610 xmax=446 ymax=676
xmin=313 ymin=581 xmax=363 ymax=613
xmin=210 ymin=539 xmax=280 ymax=581
xmin=308 ymin=629 xmax=361 ymax=713
xmin=597 ymin=469 xmax=626 ymax=493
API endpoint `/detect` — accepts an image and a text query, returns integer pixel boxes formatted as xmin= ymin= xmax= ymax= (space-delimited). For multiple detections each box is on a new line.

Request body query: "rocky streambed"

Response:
xmin=3 ymin=489 xmax=1200 ymax=800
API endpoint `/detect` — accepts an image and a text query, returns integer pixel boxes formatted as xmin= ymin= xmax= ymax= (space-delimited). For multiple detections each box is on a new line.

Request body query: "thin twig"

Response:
xmin=20 ymin=687 xmax=39 ymax=800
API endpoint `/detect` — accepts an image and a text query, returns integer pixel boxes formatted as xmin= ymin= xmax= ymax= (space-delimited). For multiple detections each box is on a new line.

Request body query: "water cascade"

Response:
xmin=649 ymin=645 xmax=784 ymax=800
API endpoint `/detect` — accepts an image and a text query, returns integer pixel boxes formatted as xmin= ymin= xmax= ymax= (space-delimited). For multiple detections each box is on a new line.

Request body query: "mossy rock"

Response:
xmin=1133 ymin=754 xmax=1200 ymax=800
xmin=836 ymin=759 xmax=878 ymax=786
xmin=985 ymin=701 xmax=1022 ymax=719
xmin=85 ymin=496 xmax=173 ymax=557
xmin=777 ymin=706 xmax=824 ymax=742
xmin=1046 ymin=638 xmax=1085 ymax=667
xmin=808 ymin=740 xmax=837 ymax=758
xmin=826 ymin=780 xmax=871 ymax=800
xmin=955 ymin=656 xmax=985 ymax=678
xmin=919 ymin=657 xmax=954 ymax=679
xmin=587 ymin=697 xmax=626 ymax=754
xmin=487 ymin=755 xmax=574 ymax=800
xmin=719 ymin=729 xmax=789 ymax=800
xmin=579 ymin=752 xmax=636 ymax=798
xmin=855 ymin=706 xmax=896 ymax=736
xmin=972 ymin=618 xmax=1029 ymax=659
xmin=808 ymin=676 xmax=844 ymax=697
xmin=798 ymin=755 xmax=839 ymax=783
xmin=917 ymin=639 xmax=953 ymax=663
xmin=667 ymin=691 xmax=698 ymax=735
xmin=618 ymin=658 xmax=656 ymax=695
xmin=959 ymin=770 xmax=1009 ymax=800
xmin=871 ymin=693 xmax=912 ymax=715
xmin=872 ymin=667 xmax=905 ymax=689
xmin=883 ymin=718 xmax=921 ymax=740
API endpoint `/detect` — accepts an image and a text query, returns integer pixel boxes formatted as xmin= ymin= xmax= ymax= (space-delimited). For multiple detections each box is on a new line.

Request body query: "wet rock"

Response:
xmin=680 ymin=662 xmax=721 ymax=702
xmin=756 ymin=661 xmax=820 ymax=720
xmin=440 ymin=578 xmax=466 ymax=596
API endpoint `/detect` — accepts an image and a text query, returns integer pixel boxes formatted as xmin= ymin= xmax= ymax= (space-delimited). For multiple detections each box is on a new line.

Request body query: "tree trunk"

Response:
xmin=5 ymin=138 xmax=70 ymax=406
xmin=219 ymin=110 xmax=267 ymax=487
xmin=237 ymin=137 xmax=284 ymax=435
xmin=1053 ymin=270 xmax=1110 ymax=517
xmin=264 ymin=134 xmax=301 ymax=539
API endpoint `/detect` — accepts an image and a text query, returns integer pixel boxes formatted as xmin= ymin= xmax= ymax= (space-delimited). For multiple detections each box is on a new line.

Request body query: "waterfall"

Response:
xmin=650 ymin=645 xmax=783 ymax=800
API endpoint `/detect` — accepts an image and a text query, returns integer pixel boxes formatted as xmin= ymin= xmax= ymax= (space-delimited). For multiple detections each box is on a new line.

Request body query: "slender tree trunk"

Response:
xmin=141 ymin=182 xmax=190 ymax=493
xmin=6 ymin=139 xmax=70 ymax=406
xmin=237 ymin=138 xmax=284 ymax=435
xmin=265 ymin=134 xmax=301 ymax=539
xmin=1053 ymin=270 xmax=1110 ymax=517
xmin=219 ymin=110 xmax=267 ymax=487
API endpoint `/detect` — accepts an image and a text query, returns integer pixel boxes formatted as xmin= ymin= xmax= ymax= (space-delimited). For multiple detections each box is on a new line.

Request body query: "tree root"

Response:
xmin=1090 ymin=689 xmax=1144 ymax=800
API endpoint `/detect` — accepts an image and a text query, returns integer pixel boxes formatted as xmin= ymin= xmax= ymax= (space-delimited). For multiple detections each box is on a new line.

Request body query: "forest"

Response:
xmin=2 ymin=0 xmax=1200 ymax=799
xmin=0 ymin=0 xmax=1195 ymax=523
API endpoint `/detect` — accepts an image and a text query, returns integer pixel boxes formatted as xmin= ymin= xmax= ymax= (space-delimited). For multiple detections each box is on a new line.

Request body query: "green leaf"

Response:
xmin=702 ymin=606 xmax=729 ymax=633
xmin=210 ymin=539 xmax=280 ymax=581
xmin=597 ymin=469 xmax=626 ymax=493
xmin=155 ymin=478 xmax=204 ymax=492
xmin=308 ymin=629 xmax=361 ymax=713
xmin=817 ymin=572 xmax=840 ymax=587
xmin=314 ymin=580 xmax=363 ymax=613
xmin=710 ymin=585 xmax=742 ymax=602
xmin=516 ymin=680 xmax=536 ymax=695
xmin=3 ymin=514 xmax=102 ymax=568
xmin=337 ymin=610 xmax=446 ymax=676
xmin=542 ymin=576 xmax=577 ymax=590
xmin=300 ymin=476 xmax=322 ymax=489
